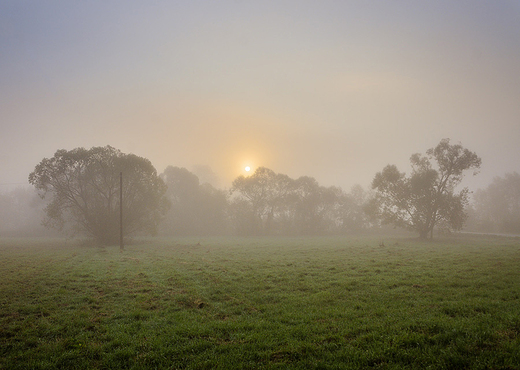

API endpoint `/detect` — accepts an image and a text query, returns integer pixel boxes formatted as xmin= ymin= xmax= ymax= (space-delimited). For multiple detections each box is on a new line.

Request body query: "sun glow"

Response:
xmin=245 ymin=166 xmax=251 ymax=172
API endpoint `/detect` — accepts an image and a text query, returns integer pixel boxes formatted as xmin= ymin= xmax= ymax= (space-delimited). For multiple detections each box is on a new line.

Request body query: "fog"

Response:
xmin=1 ymin=1 xmax=520 ymax=193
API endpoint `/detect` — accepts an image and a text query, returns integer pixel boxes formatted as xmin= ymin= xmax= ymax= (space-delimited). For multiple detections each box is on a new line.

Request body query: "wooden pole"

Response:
xmin=120 ymin=171 xmax=124 ymax=252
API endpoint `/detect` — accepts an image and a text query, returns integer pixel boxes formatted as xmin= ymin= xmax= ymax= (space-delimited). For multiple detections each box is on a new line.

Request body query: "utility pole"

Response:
xmin=120 ymin=171 xmax=124 ymax=252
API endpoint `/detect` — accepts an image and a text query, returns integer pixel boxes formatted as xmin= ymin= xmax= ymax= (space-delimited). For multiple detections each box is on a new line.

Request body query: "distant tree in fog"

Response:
xmin=191 ymin=165 xmax=221 ymax=188
xmin=160 ymin=166 xmax=228 ymax=235
xmin=339 ymin=184 xmax=372 ymax=232
xmin=230 ymin=167 xmax=279 ymax=234
xmin=369 ymin=139 xmax=481 ymax=239
xmin=472 ymin=172 xmax=520 ymax=233
xmin=0 ymin=187 xmax=52 ymax=236
xmin=292 ymin=176 xmax=339 ymax=234
xmin=29 ymin=146 xmax=169 ymax=244
xmin=230 ymin=167 xmax=371 ymax=235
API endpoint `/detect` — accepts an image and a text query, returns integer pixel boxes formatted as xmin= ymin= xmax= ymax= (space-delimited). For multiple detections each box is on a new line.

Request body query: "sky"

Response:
xmin=1 ymin=1 xmax=519 ymax=192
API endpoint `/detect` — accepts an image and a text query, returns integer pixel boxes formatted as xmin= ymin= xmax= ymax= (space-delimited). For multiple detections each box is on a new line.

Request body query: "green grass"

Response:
xmin=1 ymin=235 xmax=519 ymax=369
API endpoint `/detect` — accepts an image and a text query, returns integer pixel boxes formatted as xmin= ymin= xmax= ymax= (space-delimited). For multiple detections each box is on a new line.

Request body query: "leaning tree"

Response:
xmin=29 ymin=146 xmax=169 ymax=244
xmin=369 ymin=139 xmax=481 ymax=239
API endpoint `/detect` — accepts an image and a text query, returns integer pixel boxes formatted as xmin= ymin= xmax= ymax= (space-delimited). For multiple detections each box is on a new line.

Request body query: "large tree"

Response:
xmin=370 ymin=139 xmax=481 ymax=239
xmin=29 ymin=146 xmax=169 ymax=244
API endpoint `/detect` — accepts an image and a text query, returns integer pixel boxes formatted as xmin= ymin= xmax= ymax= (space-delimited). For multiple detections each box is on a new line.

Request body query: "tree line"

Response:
xmin=1 ymin=139 xmax=513 ymax=243
xmin=161 ymin=166 xmax=371 ymax=237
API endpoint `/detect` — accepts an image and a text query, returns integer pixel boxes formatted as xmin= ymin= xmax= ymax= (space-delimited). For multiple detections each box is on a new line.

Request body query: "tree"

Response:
xmin=29 ymin=146 xmax=169 ymax=244
xmin=472 ymin=172 xmax=520 ymax=233
xmin=338 ymin=184 xmax=371 ymax=233
xmin=0 ymin=187 xmax=51 ymax=237
xmin=292 ymin=176 xmax=343 ymax=234
xmin=160 ymin=166 xmax=200 ymax=235
xmin=160 ymin=166 xmax=228 ymax=235
xmin=230 ymin=167 xmax=278 ymax=235
xmin=370 ymin=139 xmax=481 ymax=239
xmin=230 ymin=167 xmax=359 ymax=235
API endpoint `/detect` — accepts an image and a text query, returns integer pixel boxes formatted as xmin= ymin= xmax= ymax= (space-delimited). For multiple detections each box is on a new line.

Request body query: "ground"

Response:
xmin=1 ymin=235 xmax=519 ymax=369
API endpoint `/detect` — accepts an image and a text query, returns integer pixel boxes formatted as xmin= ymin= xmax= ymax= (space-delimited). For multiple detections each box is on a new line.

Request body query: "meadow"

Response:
xmin=0 ymin=235 xmax=519 ymax=369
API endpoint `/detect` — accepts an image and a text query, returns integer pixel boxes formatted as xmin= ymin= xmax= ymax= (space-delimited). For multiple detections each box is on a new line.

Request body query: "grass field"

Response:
xmin=1 ymin=235 xmax=519 ymax=369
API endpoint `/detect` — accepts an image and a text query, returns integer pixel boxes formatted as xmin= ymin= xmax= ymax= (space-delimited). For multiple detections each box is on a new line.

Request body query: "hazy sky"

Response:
xmin=1 ymin=1 xmax=519 ymax=192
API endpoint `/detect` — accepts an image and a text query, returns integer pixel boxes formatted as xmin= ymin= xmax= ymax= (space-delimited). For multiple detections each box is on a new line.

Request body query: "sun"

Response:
xmin=245 ymin=166 xmax=251 ymax=172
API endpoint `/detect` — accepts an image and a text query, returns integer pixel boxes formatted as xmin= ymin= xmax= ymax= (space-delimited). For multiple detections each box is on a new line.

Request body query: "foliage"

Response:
xmin=160 ymin=166 xmax=229 ymax=235
xmin=231 ymin=167 xmax=293 ymax=235
xmin=230 ymin=167 xmax=369 ymax=235
xmin=1 ymin=236 xmax=519 ymax=369
xmin=28 ymin=146 xmax=169 ymax=244
xmin=370 ymin=139 xmax=481 ymax=239
xmin=472 ymin=172 xmax=520 ymax=233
